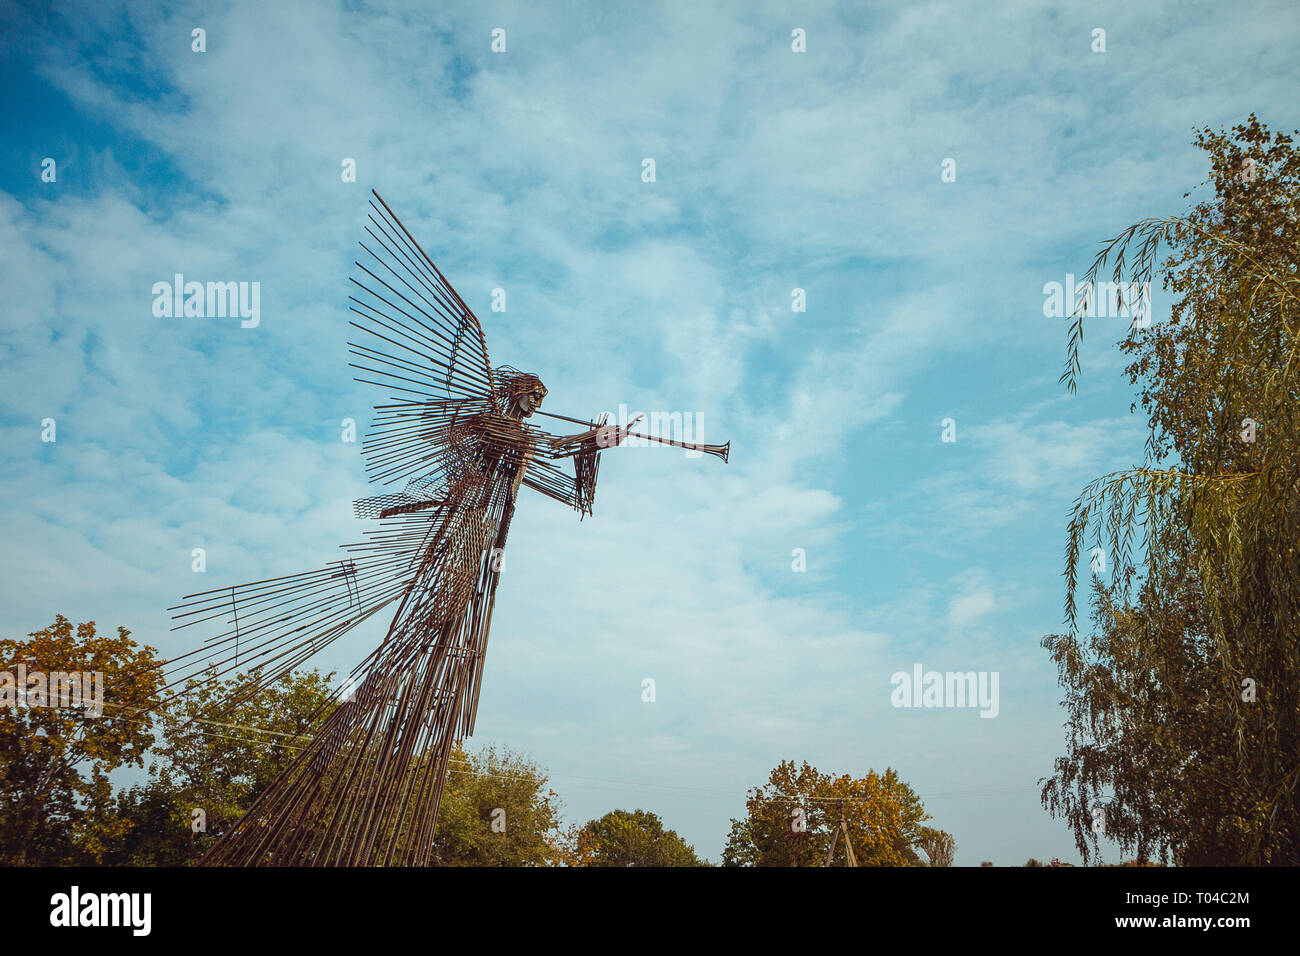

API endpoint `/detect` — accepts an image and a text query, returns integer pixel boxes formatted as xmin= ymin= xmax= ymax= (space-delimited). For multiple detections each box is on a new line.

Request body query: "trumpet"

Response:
xmin=606 ymin=428 xmax=731 ymax=463
xmin=535 ymin=409 xmax=730 ymax=463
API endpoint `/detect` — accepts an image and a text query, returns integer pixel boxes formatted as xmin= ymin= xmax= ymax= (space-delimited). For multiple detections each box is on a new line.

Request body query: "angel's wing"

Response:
xmin=348 ymin=190 xmax=499 ymax=486
xmin=349 ymin=190 xmax=494 ymax=403
xmin=159 ymin=195 xmax=500 ymax=712
xmin=162 ymin=511 xmax=434 ymax=709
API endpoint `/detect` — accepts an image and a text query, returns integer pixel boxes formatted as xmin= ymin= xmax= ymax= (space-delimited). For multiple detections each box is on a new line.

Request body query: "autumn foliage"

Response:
xmin=722 ymin=760 xmax=952 ymax=866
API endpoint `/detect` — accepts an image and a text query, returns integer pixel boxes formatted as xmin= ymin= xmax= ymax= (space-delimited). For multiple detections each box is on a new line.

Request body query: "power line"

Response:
xmin=47 ymin=697 xmax=1047 ymax=804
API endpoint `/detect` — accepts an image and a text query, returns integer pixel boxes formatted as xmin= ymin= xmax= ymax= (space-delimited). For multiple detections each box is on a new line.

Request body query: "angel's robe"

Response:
xmin=200 ymin=403 xmax=601 ymax=866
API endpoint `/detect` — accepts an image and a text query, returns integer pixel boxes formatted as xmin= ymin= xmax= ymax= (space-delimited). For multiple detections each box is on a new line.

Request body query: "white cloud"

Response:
xmin=948 ymin=583 xmax=997 ymax=630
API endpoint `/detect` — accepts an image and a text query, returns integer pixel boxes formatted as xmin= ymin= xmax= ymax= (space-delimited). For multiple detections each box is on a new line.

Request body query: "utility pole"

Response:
xmin=823 ymin=798 xmax=857 ymax=867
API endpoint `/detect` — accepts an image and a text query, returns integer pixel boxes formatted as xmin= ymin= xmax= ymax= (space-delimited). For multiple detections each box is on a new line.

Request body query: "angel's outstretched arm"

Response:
xmin=519 ymin=423 xmax=630 ymax=515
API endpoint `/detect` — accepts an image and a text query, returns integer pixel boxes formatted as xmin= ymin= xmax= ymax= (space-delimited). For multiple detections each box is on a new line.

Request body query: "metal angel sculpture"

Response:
xmin=163 ymin=191 xmax=729 ymax=866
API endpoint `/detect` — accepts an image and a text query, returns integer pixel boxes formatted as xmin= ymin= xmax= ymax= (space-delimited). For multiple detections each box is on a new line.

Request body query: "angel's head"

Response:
xmin=494 ymin=366 xmax=547 ymax=418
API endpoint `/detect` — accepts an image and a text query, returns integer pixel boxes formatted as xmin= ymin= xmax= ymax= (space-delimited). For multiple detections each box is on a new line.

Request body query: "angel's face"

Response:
xmin=516 ymin=385 xmax=546 ymax=417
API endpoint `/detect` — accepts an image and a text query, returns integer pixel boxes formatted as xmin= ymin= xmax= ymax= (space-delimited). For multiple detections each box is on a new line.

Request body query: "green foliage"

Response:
xmin=570 ymin=808 xmax=704 ymax=866
xmin=427 ymin=744 xmax=566 ymax=866
xmin=722 ymin=760 xmax=947 ymax=866
xmin=106 ymin=666 xmax=337 ymax=865
xmin=0 ymin=615 xmax=162 ymax=865
xmin=1044 ymin=115 xmax=1300 ymax=865
xmin=107 ymin=685 xmax=564 ymax=865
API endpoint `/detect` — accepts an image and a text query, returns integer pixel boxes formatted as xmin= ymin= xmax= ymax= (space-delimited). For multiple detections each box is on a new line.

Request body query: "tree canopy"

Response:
xmin=107 ymin=666 xmax=338 ymax=865
xmin=568 ymin=808 xmax=704 ymax=866
xmin=1043 ymin=115 xmax=1300 ymax=865
xmin=0 ymin=614 xmax=163 ymax=865
xmin=427 ymin=743 xmax=567 ymax=866
xmin=722 ymin=760 xmax=948 ymax=866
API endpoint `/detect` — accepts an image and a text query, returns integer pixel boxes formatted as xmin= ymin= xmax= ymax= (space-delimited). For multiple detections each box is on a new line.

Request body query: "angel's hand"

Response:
xmin=594 ymin=424 xmax=629 ymax=449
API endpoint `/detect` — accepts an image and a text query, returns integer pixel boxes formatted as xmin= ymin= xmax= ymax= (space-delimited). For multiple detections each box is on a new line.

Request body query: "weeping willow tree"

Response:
xmin=1041 ymin=115 xmax=1300 ymax=865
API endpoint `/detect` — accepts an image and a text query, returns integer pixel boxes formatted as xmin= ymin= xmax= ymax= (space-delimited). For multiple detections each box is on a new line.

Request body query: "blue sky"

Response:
xmin=2 ymin=0 xmax=1298 ymax=865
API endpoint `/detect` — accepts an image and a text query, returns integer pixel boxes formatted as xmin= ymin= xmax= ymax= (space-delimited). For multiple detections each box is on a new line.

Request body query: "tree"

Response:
xmin=108 ymin=673 xmax=567 ymax=865
xmin=426 ymin=744 xmax=567 ymax=866
xmin=107 ymin=666 xmax=337 ymax=865
xmin=1044 ymin=115 xmax=1300 ymax=865
xmin=918 ymin=826 xmax=956 ymax=867
xmin=568 ymin=808 xmax=704 ymax=866
xmin=0 ymin=615 xmax=162 ymax=865
xmin=722 ymin=760 xmax=948 ymax=866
